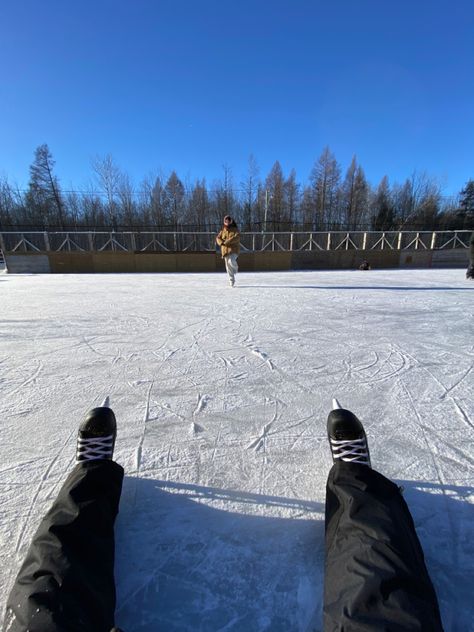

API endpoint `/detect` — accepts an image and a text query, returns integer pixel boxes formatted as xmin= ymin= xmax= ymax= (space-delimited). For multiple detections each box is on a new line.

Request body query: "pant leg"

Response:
xmin=468 ymin=231 xmax=474 ymax=274
xmin=323 ymin=462 xmax=443 ymax=632
xmin=224 ymin=254 xmax=238 ymax=284
xmin=4 ymin=460 xmax=124 ymax=632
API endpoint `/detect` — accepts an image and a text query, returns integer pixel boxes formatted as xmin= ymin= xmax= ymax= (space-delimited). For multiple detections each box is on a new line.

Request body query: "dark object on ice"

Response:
xmin=467 ymin=231 xmax=474 ymax=279
xmin=359 ymin=260 xmax=371 ymax=270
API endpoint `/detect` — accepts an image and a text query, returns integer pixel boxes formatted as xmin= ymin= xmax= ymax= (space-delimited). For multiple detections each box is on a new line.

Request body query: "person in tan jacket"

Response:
xmin=216 ymin=215 xmax=241 ymax=286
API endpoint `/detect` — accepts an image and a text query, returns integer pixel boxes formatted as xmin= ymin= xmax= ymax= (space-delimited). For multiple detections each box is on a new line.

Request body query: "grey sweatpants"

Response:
xmin=224 ymin=253 xmax=239 ymax=285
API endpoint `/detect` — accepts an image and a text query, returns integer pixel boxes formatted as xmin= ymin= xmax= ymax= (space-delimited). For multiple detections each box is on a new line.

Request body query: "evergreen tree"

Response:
xmin=459 ymin=180 xmax=474 ymax=215
xmin=26 ymin=144 xmax=64 ymax=226
xmin=372 ymin=176 xmax=394 ymax=230
xmin=341 ymin=156 xmax=368 ymax=230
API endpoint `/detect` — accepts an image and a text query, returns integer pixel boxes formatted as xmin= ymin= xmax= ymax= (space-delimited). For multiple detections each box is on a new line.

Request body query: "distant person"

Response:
xmin=216 ymin=215 xmax=240 ymax=287
xmin=4 ymin=404 xmax=445 ymax=631
xmin=466 ymin=230 xmax=474 ymax=279
xmin=358 ymin=259 xmax=371 ymax=270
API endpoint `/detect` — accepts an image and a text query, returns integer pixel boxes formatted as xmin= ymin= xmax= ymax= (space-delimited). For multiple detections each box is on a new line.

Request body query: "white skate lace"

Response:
xmin=76 ymin=434 xmax=114 ymax=462
xmin=330 ymin=437 xmax=370 ymax=465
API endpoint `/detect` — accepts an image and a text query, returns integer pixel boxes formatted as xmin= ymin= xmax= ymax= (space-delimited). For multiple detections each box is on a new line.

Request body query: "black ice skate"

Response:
xmin=466 ymin=266 xmax=474 ymax=280
xmin=327 ymin=399 xmax=371 ymax=467
xmin=76 ymin=406 xmax=117 ymax=462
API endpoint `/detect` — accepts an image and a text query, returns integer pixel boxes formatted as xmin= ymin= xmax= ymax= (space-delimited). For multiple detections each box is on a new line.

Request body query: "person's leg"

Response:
xmin=323 ymin=408 xmax=443 ymax=632
xmin=224 ymin=254 xmax=238 ymax=286
xmin=467 ymin=230 xmax=474 ymax=279
xmin=224 ymin=254 xmax=233 ymax=285
xmin=4 ymin=408 xmax=124 ymax=632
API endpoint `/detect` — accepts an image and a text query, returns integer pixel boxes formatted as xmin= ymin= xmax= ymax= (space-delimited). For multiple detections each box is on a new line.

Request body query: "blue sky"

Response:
xmin=1 ymin=0 xmax=473 ymax=196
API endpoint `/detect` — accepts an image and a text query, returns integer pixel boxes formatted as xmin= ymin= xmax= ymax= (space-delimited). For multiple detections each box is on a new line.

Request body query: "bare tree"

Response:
xmin=222 ymin=163 xmax=236 ymax=219
xmin=64 ymin=190 xmax=82 ymax=227
xmin=284 ymin=168 xmax=300 ymax=226
xmin=300 ymin=185 xmax=316 ymax=230
xmin=392 ymin=171 xmax=442 ymax=229
xmin=211 ymin=165 xmax=238 ymax=225
xmin=340 ymin=156 xmax=369 ymax=230
xmin=0 ymin=175 xmax=22 ymax=226
xmin=163 ymin=171 xmax=185 ymax=228
xmin=241 ymin=154 xmax=259 ymax=230
xmin=91 ymin=154 xmax=121 ymax=226
xmin=189 ymin=179 xmax=210 ymax=229
xmin=117 ymin=172 xmax=136 ymax=225
xmin=265 ymin=161 xmax=285 ymax=228
xmin=310 ymin=147 xmax=341 ymax=229
xmin=81 ymin=185 xmax=106 ymax=226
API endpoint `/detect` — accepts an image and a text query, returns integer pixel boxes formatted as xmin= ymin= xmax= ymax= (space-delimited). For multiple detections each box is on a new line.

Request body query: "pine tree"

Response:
xmin=341 ymin=156 xmax=368 ymax=230
xmin=26 ymin=144 xmax=64 ymax=226
xmin=459 ymin=180 xmax=474 ymax=214
xmin=372 ymin=176 xmax=394 ymax=230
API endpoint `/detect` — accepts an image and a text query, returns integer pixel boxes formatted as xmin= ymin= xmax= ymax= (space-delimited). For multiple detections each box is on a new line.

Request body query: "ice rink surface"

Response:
xmin=1 ymin=269 xmax=473 ymax=631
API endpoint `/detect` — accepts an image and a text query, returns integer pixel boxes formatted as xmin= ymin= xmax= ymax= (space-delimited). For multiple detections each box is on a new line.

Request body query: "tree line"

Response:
xmin=1 ymin=144 xmax=473 ymax=232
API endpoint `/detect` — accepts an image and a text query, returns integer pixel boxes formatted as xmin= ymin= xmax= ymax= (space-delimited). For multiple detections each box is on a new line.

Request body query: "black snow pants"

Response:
xmin=324 ymin=461 xmax=444 ymax=631
xmin=3 ymin=460 xmax=124 ymax=632
xmin=5 ymin=459 xmax=444 ymax=632
xmin=469 ymin=231 xmax=474 ymax=267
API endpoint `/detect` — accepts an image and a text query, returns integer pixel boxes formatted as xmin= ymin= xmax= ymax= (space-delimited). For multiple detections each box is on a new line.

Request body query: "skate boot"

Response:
xmin=466 ymin=265 xmax=474 ymax=280
xmin=327 ymin=406 xmax=371 ymax=467
xmin=76 ymin=407 xmax=117 ymax=462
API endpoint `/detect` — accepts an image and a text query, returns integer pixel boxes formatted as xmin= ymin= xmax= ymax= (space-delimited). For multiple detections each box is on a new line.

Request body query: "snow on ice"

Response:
xmin=0 ymin=269 xmax=473 ymax=630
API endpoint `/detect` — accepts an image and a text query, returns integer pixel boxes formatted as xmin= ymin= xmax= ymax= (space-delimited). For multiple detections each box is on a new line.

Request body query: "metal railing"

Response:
xmin=0 ymin=230 xmax=470 ymax=254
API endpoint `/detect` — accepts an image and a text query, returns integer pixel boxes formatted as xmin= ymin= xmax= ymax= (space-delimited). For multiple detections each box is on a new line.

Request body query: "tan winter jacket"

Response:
xmin=216 ymin=227 xmax=241 ymax=258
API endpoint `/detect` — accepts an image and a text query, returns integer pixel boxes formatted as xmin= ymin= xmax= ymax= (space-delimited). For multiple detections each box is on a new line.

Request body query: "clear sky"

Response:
xmin=1 ymin=0 xmax=473 ymax=196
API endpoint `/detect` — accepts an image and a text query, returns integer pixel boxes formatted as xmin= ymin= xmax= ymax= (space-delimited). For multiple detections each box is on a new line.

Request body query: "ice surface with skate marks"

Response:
xmin=0 ymin=269 xmax=473 ymax=631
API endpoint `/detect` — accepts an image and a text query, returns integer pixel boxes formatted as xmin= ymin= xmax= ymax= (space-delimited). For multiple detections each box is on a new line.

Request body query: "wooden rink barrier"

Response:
xmin=1 ymin=230 xmax=470 ymax=273
xmin=3 ymin=248 xmax=468 ymax=274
